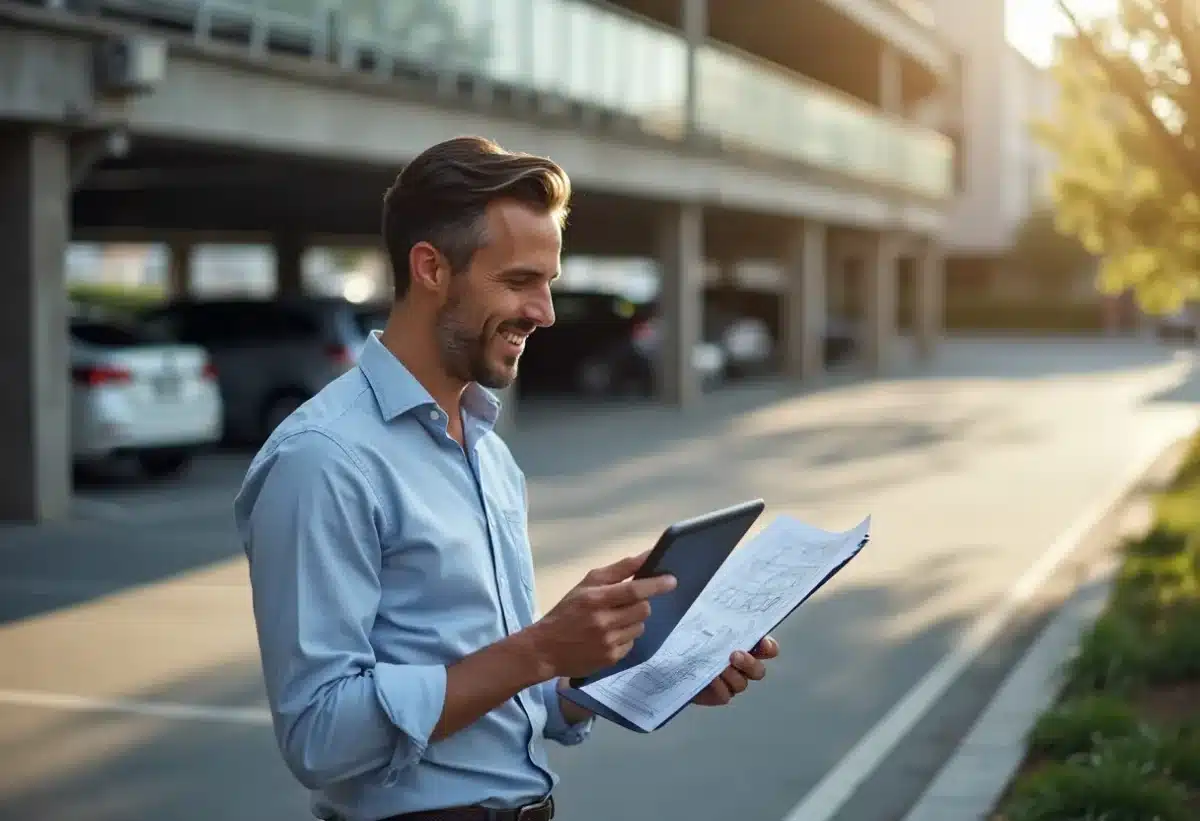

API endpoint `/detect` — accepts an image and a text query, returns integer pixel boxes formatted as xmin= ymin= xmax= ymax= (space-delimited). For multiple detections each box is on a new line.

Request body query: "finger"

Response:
xmin=608 ymin=622 xmax=646 ymax=647
xmin=720 ymin=666 xmax=749 ymax=695
xmin=584 ymin=550 xmax=653 ymax=586
xmin=601 ymin=599 xmax=653 ymax=630
xmin=704 ymin=677 xmax=733 ymax=705
xmin=751 ymin=636 xmax=779 ymax=660
xmin=594 ymin=574 xmax=676 ymax=607
xmin=730 ymin=650 xmax=766 ymax=681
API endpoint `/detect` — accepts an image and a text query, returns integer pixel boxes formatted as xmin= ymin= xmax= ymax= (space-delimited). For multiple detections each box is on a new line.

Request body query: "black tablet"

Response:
xmin=568 ymin=498 xmax=766 ymax=689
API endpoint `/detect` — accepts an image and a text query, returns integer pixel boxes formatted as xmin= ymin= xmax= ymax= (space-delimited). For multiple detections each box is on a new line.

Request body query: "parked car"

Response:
xmin=705 ymin=308 xmax=775 ymax=378
xmin=1157 ymin=304 xmax=1198 ymax=343
xmin=139 ymin=297 xmax=390 ymax=443
xmin=70 ymin=314 xmax=223 ymax=477
xmin=517 ymin=289 xmax=724 ymax=398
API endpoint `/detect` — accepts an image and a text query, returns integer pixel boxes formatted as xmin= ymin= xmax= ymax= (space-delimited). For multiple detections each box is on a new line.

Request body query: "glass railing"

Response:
xmin=88 ymin=0 xmax=955 ymax=198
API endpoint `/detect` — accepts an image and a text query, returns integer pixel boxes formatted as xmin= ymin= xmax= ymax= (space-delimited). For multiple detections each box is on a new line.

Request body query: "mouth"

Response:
xmin=496 ymin=327 xmax=530 ymax=355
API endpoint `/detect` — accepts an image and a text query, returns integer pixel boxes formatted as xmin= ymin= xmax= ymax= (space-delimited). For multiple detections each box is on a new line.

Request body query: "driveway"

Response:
xmin=0 ymin=338 xmax=1196 ymax=821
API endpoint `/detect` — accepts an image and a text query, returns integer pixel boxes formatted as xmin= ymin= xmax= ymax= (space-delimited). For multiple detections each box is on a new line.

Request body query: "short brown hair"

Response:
xmin=381 ymin=136 xmax=571 ymax=299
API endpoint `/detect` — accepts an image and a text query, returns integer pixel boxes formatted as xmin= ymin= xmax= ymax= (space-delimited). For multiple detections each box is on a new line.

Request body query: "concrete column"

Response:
xmin=167 ymin=238 xmax=193 ymax=298
xmin=274 ymin=233 xmax=305 ymax=297
xmin=681 ymin=0 xmax=707 ymax=139
xmin=0 ymin=128 xmax=72 ymax=523
xmin=880 ymin=46 xmax=903 ymax=115
xmin=781 ymin=220 xmax=827 ymax=381
xmin=915 ymin=240 xmax=945 ymax=361
xmin=656 ymin=202 xmax=704 ymax=408
xmin=862 ymin=232 xmax=902 ymax=374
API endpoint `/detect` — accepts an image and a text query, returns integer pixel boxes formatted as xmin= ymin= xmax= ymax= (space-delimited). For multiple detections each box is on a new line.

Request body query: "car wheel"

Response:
xmin=137 ymin=449 xmax=192 ymax=479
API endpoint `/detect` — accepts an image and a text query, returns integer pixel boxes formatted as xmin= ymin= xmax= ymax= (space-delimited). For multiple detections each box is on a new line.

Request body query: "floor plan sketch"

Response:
xmin=577 ymin=515 xmax=873 ymax=732
xmin=710 ymin=527 xmax=849 ymax=614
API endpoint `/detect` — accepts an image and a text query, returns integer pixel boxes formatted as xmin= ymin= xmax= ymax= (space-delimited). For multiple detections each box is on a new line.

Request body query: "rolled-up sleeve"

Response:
xmin=539 ymin=679 xmax=594 ymax=746
xmin=235 ymin=429 xmax=447 ymax=790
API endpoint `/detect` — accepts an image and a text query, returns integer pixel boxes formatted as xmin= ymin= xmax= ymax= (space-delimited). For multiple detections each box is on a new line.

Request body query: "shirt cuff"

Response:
xmin=373 ymin=662 xmax=448 ymax=781
xmin=541 ymin=678 xmax=594 ymax=746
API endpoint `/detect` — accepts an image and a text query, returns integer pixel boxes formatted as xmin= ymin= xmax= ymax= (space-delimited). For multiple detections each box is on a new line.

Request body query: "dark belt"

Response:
xmin=379 ymin=795 xmax=554 ymax=821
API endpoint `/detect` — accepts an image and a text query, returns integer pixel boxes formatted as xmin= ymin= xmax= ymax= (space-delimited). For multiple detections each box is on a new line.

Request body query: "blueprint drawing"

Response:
xmin=581 ymin=514 xmax=872 ymax=731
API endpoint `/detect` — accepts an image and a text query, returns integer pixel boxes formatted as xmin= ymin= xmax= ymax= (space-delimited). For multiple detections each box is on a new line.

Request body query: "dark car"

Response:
xmin=140 ymin=297 xmax=390 ymax=443
xmin=517 ymin=289 xmax=659 ymax=398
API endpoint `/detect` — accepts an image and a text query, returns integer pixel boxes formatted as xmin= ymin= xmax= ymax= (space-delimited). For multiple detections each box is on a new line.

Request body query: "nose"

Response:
xmin=525 ymin=283 xmax=555 ymax=329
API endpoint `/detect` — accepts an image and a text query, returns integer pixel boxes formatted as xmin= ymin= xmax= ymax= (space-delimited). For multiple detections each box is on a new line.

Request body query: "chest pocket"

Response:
xmin=485 ymin=490 xmax=536 ymax=597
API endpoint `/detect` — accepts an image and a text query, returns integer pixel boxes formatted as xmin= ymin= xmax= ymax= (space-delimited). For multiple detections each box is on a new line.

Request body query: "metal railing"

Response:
xmin=24 ymin=0 xmax=955 ymax=198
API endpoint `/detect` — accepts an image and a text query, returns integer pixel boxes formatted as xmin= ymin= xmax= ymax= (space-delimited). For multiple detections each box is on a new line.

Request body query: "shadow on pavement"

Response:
xmin=0 ymin=549 xmax=980 ymax=821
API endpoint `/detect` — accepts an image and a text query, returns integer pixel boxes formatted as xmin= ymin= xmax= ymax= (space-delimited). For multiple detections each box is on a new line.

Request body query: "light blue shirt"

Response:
xmin=234 ymin=332 xmax=593 ymax=821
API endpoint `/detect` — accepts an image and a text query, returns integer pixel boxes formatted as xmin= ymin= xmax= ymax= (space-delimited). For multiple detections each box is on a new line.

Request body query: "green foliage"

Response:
xmin=1037 ymin=0 xmax=1200 ymax=314
xmin=1002 ymin=758 xmax=1193 ymax=821
xmin=1028 ymin=695 xmax=1143 ymax=759
xmin=1008 ymin=208 xmax=1096 ymax=293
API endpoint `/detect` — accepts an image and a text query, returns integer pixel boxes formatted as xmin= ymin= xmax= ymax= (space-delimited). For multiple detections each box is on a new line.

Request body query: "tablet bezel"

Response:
xmin=566 ymin=498 xmax=766 ymax=689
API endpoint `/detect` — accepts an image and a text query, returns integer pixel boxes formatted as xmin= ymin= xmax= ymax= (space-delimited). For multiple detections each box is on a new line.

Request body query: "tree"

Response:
xmin=1009 ymin=206 xmax=1097 ymax=295
xmin=1035 ymin=0 xmax=1200 ymax=314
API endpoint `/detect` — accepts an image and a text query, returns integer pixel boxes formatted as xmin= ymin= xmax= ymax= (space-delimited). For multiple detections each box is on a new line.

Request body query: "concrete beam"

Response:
xmin=120 ymin=53 xmax=946 ymax=233
xmin=0 ymin=127 xmax=72 ymax=523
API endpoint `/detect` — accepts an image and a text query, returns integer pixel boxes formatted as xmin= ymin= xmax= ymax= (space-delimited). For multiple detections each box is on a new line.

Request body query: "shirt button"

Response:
xmin=429 ymin=410 xmax=440 ymax=421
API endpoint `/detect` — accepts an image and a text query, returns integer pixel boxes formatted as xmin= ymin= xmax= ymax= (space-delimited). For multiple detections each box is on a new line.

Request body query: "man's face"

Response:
xmin=434 ymin=200 xmax=560 ymax=389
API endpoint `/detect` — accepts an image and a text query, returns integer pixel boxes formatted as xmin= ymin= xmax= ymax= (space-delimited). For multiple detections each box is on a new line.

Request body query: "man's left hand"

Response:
xmin=691 ymin=636 xmax=780 ymax=707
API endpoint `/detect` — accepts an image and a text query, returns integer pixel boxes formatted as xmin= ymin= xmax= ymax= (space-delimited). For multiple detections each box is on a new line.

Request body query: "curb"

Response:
xmin=898 ymin=556 xmax=1119 ymax=821
xmin=897 ymin=436 xmax=1194 ymax=821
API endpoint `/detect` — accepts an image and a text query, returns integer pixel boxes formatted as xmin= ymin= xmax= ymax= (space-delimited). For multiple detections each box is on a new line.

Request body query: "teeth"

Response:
xmin=501 ymin=332 xmax=524 ymax=345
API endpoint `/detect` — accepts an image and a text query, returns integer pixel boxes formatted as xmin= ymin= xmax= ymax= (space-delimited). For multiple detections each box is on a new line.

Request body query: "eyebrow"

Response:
xmin=504 ymin=266 xmax=560 ymax=283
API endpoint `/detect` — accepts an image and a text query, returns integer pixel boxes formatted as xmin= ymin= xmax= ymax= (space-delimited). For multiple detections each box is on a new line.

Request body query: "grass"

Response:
xmin=994 ymin=433 xmax=1200 ymax=821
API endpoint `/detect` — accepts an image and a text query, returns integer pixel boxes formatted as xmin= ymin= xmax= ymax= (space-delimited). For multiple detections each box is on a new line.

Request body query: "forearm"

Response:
xmin=432 ymin=630 xmax=555 ymax=741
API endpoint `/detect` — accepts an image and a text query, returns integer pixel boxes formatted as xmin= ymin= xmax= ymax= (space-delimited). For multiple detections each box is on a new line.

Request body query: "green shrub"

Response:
xmin=1064 ymin=612 xmax=1155 ymax=696
xmin=1143 ymin=604 xmax=1200 ymax=685
xmin=1001 ymin=758 xmax=1193 ymax=821
xmin=1027 ymin=695 xmax=1143 ymax=760
xmin=1096 ymin=731 xmax=1200 ymax=791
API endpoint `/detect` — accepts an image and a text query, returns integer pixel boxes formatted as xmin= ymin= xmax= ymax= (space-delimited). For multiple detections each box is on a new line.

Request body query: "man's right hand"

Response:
xmin=526 ymin=552 xmax=677 ymax=680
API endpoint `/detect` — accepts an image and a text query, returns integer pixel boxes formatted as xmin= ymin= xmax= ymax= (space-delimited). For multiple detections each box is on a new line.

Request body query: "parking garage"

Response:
xmin=1 ymin=0 xmax=957 ymax=522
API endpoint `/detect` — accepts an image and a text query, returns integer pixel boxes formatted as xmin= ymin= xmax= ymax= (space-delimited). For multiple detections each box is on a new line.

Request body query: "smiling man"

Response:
xmin=234 ymin=136 xmax=779 ymax=821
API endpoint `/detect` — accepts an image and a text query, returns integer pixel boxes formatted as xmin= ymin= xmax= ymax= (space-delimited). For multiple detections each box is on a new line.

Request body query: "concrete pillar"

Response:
xmin=862 ymin=232 xmax=902 ymax=374
xmin=880 ymin=46 xmax=903 ymax=115
xmin=167 ymin=238 xmax=193 ymax=298
xmin=274 ymin=233 xmax=305 ymax=297
xmin=656 ymin=202 xmax=704 ymax=407
xmin=681 ymin=0 xmax=707 ymax=139
xmin=781 ymin=220 xmax=827 ymax=381
xmin=915 ymin=240 xmax=944 ymax=361
xmin=0 ymin=128 xmax=72 ymax=523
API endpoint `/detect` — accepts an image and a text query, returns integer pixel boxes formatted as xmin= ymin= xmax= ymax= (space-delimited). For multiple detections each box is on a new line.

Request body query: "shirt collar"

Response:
xmin=358 ymin=331 xmax=501 ymax=428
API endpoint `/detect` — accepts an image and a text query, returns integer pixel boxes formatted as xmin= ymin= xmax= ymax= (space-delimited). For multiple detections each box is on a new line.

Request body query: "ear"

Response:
xmin=408 ymin=241 xmax=448 ymax=295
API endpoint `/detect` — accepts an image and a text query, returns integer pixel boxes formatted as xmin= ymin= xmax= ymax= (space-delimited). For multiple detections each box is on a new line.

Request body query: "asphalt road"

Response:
xmin=0 ymin=339 xmax=1197 ymax=821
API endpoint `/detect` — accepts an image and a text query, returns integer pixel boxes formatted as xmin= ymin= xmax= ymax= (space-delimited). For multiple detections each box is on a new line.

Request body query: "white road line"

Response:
xmin=781 ymin=432 xmax=1195 ymax=821
xmin=0 ymin=689 xmax=271 ymax=726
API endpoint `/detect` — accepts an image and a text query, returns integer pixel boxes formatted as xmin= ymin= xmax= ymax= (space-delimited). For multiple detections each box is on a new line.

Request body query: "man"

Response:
xmin=234 ymin=136 xmax=779 ymax=821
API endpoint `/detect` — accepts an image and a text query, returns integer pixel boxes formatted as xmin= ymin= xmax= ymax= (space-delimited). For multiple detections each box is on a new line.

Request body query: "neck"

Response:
xmin=378 ymin=304 xmax=467 ymax=419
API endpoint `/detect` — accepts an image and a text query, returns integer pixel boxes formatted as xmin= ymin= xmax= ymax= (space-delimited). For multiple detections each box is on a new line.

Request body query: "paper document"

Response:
xmin=580 ymin=515 xmax=871 ymax=732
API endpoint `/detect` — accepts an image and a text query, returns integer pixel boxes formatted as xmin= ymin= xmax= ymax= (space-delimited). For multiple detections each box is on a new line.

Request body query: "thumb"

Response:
xmin=584 ymin=550 xmax=652 ymax=586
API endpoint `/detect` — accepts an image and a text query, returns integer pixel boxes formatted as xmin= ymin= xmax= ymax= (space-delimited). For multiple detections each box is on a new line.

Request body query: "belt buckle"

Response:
xmin=515 ymin=795 xmax=553 ymax=821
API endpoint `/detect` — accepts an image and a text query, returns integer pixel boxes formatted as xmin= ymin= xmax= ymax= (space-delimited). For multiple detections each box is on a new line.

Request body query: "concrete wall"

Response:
xmin=925 ymin=0 xmax=1055 ymax=257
